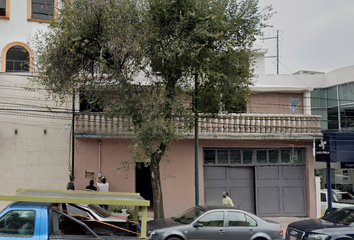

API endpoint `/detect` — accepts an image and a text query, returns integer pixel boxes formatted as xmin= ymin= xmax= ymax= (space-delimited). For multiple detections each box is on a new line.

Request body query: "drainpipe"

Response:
xmin=99 ymin=140 xmax=101 ymax=175
xmin=71 ymin=90 xmax=75 ymax=177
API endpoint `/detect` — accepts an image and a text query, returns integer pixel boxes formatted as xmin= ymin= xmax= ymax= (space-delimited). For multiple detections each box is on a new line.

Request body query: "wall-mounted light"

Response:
xmin=44 ymin=129 xmax=47 ymax=134
xmin=14 ymin=129 xmax=18 ymax=134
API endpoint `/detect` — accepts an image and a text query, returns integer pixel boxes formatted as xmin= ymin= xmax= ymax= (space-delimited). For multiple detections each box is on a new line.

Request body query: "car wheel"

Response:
xmin=166 ymin=237 xmax=182 ymax=240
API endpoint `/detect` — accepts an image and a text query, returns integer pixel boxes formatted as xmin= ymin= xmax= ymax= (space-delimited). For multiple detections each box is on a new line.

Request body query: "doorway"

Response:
xmin=136 ymin=164 xmax=153 ymax=210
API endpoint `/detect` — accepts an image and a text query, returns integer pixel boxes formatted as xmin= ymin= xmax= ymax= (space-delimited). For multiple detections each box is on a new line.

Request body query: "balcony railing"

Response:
xmin=75 ymin=113 xmax=322 ymax=139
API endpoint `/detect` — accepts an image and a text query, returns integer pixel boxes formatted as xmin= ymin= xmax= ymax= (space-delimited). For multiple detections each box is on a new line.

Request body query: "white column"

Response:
xmin=303 ymin=91 xmax=311 ymax=115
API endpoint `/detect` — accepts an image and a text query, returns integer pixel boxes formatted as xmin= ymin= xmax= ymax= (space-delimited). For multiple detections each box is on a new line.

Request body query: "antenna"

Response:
xmin=261 ymin=30 xmax=280 ymax=74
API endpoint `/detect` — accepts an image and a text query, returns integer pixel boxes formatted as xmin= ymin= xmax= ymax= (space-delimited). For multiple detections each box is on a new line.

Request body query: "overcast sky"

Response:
xmin=256 ymin=0 xmax=354 ymax=75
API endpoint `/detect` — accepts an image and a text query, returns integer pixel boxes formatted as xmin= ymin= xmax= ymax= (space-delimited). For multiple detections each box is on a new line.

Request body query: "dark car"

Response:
xmin=286 ymin=207 xmax=354 ymax=240
xmin=147 ymin=205 xmax=284 ymax=240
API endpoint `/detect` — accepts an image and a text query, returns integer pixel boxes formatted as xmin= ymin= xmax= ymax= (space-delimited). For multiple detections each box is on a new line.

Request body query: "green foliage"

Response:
xmin=110 ymin=206 xmax=134 ymax=220
xmin=32 ymin=0 xmax=273 ymax=218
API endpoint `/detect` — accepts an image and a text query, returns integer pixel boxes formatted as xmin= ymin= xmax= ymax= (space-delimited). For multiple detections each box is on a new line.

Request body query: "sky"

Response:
xmin=256 ymin=0 xmax=354 ymax=75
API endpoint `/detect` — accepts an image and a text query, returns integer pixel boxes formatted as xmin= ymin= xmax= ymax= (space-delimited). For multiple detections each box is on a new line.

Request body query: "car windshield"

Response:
xmin=87 ymin=204 xmax=111 ymax=218
xmin=322 ymin=208 xmax=354 ymax=225
xmin=173 ymin=207 xmax=205 ymax=224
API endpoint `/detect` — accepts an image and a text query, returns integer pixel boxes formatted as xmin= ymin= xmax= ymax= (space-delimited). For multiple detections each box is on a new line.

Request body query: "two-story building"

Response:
xmin=73 ymin=50 xmax=323 ymax=218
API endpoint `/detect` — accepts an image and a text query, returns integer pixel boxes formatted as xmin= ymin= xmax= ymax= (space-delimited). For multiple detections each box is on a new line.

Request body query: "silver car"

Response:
xmin=147 ymin=205 xmax=284 ymax=240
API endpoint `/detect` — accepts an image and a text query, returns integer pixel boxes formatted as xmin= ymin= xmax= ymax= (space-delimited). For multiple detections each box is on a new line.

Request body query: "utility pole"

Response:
xmin=194 ymin=73 xmax=199 ymax=206
xmin=262 ymin=30 xmax=280 ymax=74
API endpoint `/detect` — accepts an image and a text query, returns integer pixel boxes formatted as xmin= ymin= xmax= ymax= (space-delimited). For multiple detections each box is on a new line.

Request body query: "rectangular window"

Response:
xmin=0 ymin=210 xmax=35 ymax=236
xmin=0 ymin=0 xmax=9 ymax=19
xmin=269 ymin=150 xmax=279 ymax=163
xmin=281 ymin=150 xmax=291 ymax=164
xmin=0 ymin=0 xmax=5 ymax=16
xmin=293 ymin=149 xmax=304 ymax=164
xmin=217 ymin=150 xmax=228 ymax=164
xmin=32 ymin=0 xmax=54 ymax=20
xmin=204 ymin=150 xmax=216 ymax=165
xmin=243 ymin=150 xmax=253 ymax=164
xmin=230 ymin=150 xmax=241 ymax=164
xmin=256 ymin=150 xmax=267 ymax=164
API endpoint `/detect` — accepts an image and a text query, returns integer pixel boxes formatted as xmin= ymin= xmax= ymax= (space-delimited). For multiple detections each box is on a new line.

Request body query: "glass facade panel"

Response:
xmin=339 ymin=83 xmax=354 ymax=105
xmin=269 ymin=150 xmax=279 ymax=163
xmin=243 ymin=150 xmax=253 ymax=164
xmin=230 ymin=150 xmax=241 ymax=164
xmin=204 ymin=150 xmax=216 ymax=165
xmin=328 ymin=107 xmax=339 ymax=130
xmin=340 ymin=105 xmax=354 ymax=129
xmin=281 ymin=150 xmax=291 ymax=164
xmin=311 ymin=89 xmax=327 ymax=108
xmin=327 ymin=86 xmax=338 ymax=108
xmin=256 ymin=150 xmax=267 ymax=164
xmin=217 ymin=150 xmax=228 ymax=164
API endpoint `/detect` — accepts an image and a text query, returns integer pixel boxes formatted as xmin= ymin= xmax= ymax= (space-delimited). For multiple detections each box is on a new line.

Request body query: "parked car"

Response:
xmin=147 ymin=205 xmax=283 ymax=240
xmin=286 ymin=207 xmax=354 ymax=240
xmin=61 ymin=203 xmax=129 ymax=222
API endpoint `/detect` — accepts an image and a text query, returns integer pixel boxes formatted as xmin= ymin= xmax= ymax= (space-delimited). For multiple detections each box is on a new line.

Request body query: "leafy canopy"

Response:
xmin=33 ymin=0 xmax=273 ymax=160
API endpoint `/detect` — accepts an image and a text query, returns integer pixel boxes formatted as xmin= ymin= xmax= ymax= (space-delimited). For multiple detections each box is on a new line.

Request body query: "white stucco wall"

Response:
xmin=0 ymin=73 xmax=73 ymax=210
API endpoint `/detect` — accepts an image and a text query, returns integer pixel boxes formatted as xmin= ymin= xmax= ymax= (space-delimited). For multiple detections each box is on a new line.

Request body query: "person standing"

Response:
xmin=97 ymin=175 xmax=109 ymax=210
xmin=86 ymin=179 xmax=97 ymax=191
xmin=222 ymin=192 xmax=234 ymax=207
xmin=66 ymin=176 xmax=75 ymax=190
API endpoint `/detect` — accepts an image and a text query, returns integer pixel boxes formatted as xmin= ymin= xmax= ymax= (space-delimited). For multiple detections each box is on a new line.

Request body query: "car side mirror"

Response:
xmin=194 ymin=223 xmax=203 ymax=228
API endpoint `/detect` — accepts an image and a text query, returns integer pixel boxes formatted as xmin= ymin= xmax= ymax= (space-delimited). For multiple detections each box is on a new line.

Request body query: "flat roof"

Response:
xmin=0 ymin=189 xmax=150 ymax=207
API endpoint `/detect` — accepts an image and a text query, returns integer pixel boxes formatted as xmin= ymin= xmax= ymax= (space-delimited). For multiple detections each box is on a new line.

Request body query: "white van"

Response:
xmin=320 ymin=189 xmax=353 ymax=215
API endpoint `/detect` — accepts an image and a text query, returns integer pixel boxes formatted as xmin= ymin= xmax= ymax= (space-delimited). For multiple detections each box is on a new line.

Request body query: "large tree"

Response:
xmin=33 ymin=0 xmax=272 ymax=218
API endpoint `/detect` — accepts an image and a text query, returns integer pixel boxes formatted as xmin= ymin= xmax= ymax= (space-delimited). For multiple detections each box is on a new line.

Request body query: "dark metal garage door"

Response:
xmin=204 ymin=166 xmax=255 ymax=213
xmin=255 ymin=165 xmax=307 ymax=217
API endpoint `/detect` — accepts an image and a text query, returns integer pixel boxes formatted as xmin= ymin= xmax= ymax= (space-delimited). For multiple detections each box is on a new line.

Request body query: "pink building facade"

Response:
xmin=73 ymin=90 xmax=322 ymax=218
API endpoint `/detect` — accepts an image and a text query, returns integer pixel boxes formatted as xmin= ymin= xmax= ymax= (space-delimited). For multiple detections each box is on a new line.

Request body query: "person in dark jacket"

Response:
xmin=86 ymin=179 xmax=97 ymax=191
xmin=66 ymin=176 xmax=75 ymax=190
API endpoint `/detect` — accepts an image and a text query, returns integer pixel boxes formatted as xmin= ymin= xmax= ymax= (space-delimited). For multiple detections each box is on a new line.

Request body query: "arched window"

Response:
xmin=6 ymin=46 xmax=29 ymax=72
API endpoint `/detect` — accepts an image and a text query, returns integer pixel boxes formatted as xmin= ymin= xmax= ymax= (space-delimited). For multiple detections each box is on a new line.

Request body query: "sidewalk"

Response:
xmin=264 ymin=217 xmax=308 ymax=233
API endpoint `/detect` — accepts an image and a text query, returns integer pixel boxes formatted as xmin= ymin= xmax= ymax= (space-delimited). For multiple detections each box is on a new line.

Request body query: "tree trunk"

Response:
xmin=150 ymin=146 xmax=165 ymax=219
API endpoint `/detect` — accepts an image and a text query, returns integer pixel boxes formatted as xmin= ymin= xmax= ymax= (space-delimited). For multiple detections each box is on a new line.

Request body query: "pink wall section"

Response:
xmin=159 ymin=139 xmax=199 ymax=216
xmin=74 ymin=138 xmax=200 ymax=217
xmin=75 ymin=137 xmax=316 ymax=218
xmin=75 ymin=138 xmax=135 ymax=193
